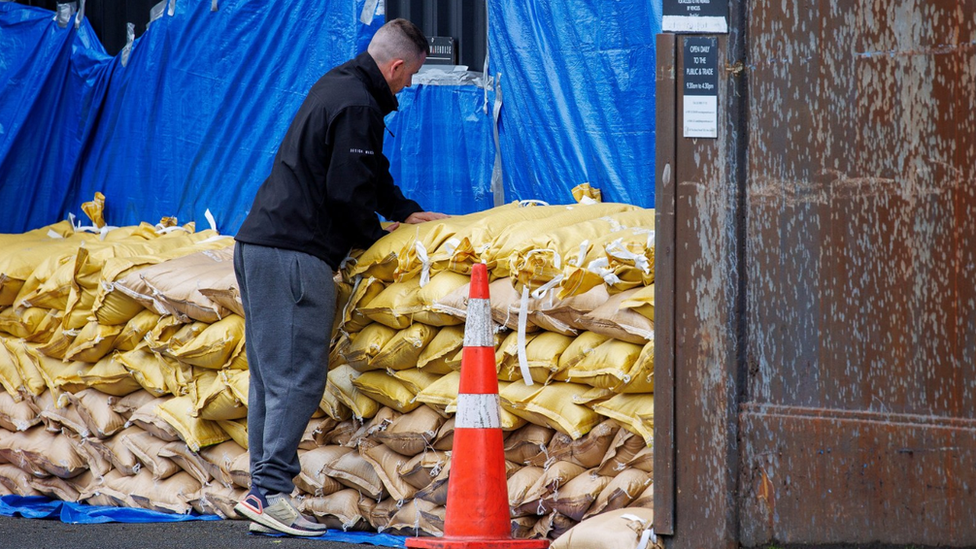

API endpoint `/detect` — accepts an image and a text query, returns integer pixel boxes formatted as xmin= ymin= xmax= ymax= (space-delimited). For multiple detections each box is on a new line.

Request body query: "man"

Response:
xmin=232 ymin=19 xmax=447 ymax=536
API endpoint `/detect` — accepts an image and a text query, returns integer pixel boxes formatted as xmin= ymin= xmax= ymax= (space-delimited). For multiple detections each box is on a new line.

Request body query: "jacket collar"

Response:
xmin=355 ymin=51 xmax=398 ymax=116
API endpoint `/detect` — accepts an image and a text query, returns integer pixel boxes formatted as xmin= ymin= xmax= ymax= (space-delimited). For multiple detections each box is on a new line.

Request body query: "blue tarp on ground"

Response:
xmin=0 ymin=495 xmax=406 ymax=546
xmin=0 ymin=0 xmax=660 ymax=233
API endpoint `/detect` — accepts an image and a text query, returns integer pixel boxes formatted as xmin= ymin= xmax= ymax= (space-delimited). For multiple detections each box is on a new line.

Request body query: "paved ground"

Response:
xmin=0 ymin=515 xmax=388 ymax=549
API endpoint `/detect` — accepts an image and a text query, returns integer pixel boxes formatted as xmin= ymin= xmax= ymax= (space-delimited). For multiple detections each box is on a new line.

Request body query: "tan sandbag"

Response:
xmin=320 ymin=380 xmax=352 ymax=421
xmin=65 ymin=432 xmax=113 ymax=477
xmin=0 ymin=463 xmax=43 ymax=496
xmin=79 ymin=355 xmax=143 ymax=397
xmin=370 ymin=323 xmax=437 ymax=371
xmin=30 ymin=471 xmax=84 ymax=502
xmin=296 ymin=446 xmax=348 ymax=497
xmin=110 ymin=389 xmax=156 ymax=419
xmin=620 ymin=283 xmax=654 ymax=322
xmin=113 ymin=244 xmax=237 ymax=323
xmin=511 ymin=516 xmax=539 ymax=539
xmin=301 ymin=489 xmax=372 ymax=531
xmin=168 ymin=314 xmax=244 ymax=369
xmin=359 ymin=438 xmax=417 ymax=501
xmin=574 ymin=288 xmax=653 ymax=344
xmin=507 ymin=465 xmax=545 ymax=513
xmin=514 ymin=461 xmax=586 ymax=517
xmin=156 ymin=395 xmax=230 ymax=451
xmin=431 ymin=418 xmax=455 ymax=451
xmin=199 ymin=484 xmax=247 ymax=519
xmin=120 ymin=430 xmax=181 ymax=480
xmin=229 ymin=450 xmax=251 ymax=488
xmin=397 ymin=450 xmax=448 ymax=490
xmin=414 ymin=459 xmax=450 ymax=505
xmin=98 ymin=469 xmax=143 ymax=507
xmin=129 ymin=470 xmax=203 ymax=514
xmin=344 ymin=323 xmax=398 ymax=371
xmin=159 ymin=441 xmax=213 ymax=485
xmin=128 ymin=397 xmax=181 ymax=441
xmin=373 ymin=405 xmax=446 ymax=456
xmin=1 ymin=426 xmax=88 ymax=479
xmin=566 ymin=338 xmax=643 ymax=391
xmin=113 ymin=310 xmax=161 ymax=351
xmin=64 ymin=388 xmax=126 ymax=438
xmin=583 ymin=468 xmax=652 ymax=519
xmin=198 ymin=440 xmax=246 ymax=487
xmin=386 ymin=498 xmax=445 ymax=537
xmin=597 ymin=427 xmax=647 ymax=476
xmin=541 ymin=420 xmax=620 ymax=469
xmin=591 ymin=394 xmax=653 ymax=445
xmin=30 ymin=390 xmax=89 ymax=437
xmin=546 ymin=470 xmax=611 ymax=521
xmin=629 ymin=482 xmax=654 ymax=509
xmin=416 ymin=325 xmax=464 ymax=374
xmin=504 ymin=423 xmax=555 ymax=465
xmin=327 ymin=364 xmax=381 ymax=420
xmin=86 ymin=426 xmax=143 ymax=475
xmin=321 ymin=447 xmax=386 ymax=500
xmin=501 ymin=382 xmax=601 ymax=440
xmin=0 ymin=389 xmax=39 ymax=431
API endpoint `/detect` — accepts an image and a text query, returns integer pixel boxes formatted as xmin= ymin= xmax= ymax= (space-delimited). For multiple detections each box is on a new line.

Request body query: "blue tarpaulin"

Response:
xmin=0 ymin=0 xmax=660 ymax=233
xmin=0 ymin=495 xmax=406 ymax=546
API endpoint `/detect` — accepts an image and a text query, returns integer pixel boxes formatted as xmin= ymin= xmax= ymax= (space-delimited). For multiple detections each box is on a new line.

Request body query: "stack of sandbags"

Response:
xmin=0 ymin=195 xmax=655 ymax=544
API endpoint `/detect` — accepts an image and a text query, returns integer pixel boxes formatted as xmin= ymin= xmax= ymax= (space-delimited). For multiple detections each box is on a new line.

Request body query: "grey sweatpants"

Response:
xmin=233 ymin=242 xmax=335 ymax=495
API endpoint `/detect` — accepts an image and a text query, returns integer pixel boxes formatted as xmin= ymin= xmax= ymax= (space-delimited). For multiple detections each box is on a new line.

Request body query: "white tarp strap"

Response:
xmin=414 ymin=241 xmax=432 ymax=287
xmin=149 ymin=1 xmax=165 ymax=25
xmin=74 ymin=0 xmax=85 ymax=29
xmin=55 ymin=2 xmax=75 ymax=28
xmin=167 ymin=0 xmax=176 ymax=17
xmin=516 ymin=286 xmax=534 ymax=386
xmin=530 ymin=274 xmax=563 ymax=300
xmin=490 ymin=74 xmax=505 ymax=207
xmin=120 ymin=23 xmax=135 ymax=67
xmin=204 ymin=208 xmax=218 ymax=232
xmin=359 ymin=0 xmax=379 ymax=25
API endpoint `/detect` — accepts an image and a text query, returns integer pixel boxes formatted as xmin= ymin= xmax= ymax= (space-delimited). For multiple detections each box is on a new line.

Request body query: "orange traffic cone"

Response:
xmin=406 ymin=263 xmax=550 ymax=549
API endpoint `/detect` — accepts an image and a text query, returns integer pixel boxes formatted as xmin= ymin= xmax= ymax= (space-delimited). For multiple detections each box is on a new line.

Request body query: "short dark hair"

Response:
xmin=383 ymin=18 xmax=429 ymax=58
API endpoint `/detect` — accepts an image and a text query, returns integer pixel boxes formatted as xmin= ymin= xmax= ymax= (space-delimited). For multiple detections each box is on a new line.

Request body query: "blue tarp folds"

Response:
xmin=0 ymin=0 xmax=660 ymax=232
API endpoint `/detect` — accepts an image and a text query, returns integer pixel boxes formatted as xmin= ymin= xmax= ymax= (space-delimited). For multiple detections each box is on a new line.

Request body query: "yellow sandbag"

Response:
xmin=0 ymin=233 xmax=94 ymax=306
xmin=620 ymin=283 xmax=654 ymax=322
xmin=81 ymin=192 xmax=107 ymax=228
xmin=115 ymin=345 xmax=169 ymax=397
xmin=319 ymin=382 xmax=352 ymax=421
xmin=327 ymin=364 xmax=380 ymax=419
xmin=571 ymin=183 xmax=602 ymax=203
xmin=574 ymin=288 xmax=653 ymax=344
xmin=36 ymin=324 xmax=74 ymax=360
xmin=352 ymin=371 xmax=421 ymax=413
xmin=566 ymin=339 xmax=643 ymax=391
xmin=24 ymin=344 xmax=87 ymax=398
xmin=621 ymin=340 xmax=654 ymax=394
xmin=554 ymin=332 xmax=611 ymax=380
xmin=410 ymin=271 xmax=469 ymax=326
xmin=416 ymin=325 xmax=464 ymax=374
xmin=344 ymin=323 xmax=398 ymax=372
xmin=79 ymin=355 xmax=143 ymax=396
xmin=216 ymin=419 xmax=248 ymax=450
xmin=2 ymin=338 xmax=46 ymax=397
xmin=226 ymin=338 xmax=248 ymax=371
xmin=113 ymin=310 xmax=161 ymax=351
xmin=590 ymin=394 xmax=653 ymax=445
xmin=498 ymin=331 xmax=575 ymax=384
xmin=361 ymin=276 xmax=422 ymax=329
xmin=414 ymin=371 xmax=461 ymax=416
xmin=433 ymin=278 xmax=544 ymax=333
xmin=0 ymin=337 xmax=26 ymax=399
xmin=495 ymin=330 xmax=539 ymax=381
xmin=484 ymin=203 xmax=640 ymax=283
xmin=168 ymin=315 xmax=244 ymax=369
xmin=338 ymin=277 xmax=386 ymax=334
xmin=370 ymin=323 xmax=437 ymax=372
xmin=557 ymin=211 xmax=655 ymax=298
xmin=0 ymin=306 xmax=62 ymax=341
xmin=501 ymin=382 xmax=602 ymax=440
xmin=64 ymin=321 xmax=123 ymax=363
xmin=391 ymin=368 xmax=440 ymax=395
xmin=149 ymin=320 xmax=208 ymax=359
xmin=156 ymin=395 xmax=230 ymax=451
xmin=193 ymin=371 xmax=248 ymax=421
xmin=15 ymin=254 xmax=77 ymax=310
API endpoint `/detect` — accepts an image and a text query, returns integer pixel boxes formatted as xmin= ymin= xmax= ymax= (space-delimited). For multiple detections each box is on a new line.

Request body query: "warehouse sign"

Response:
xmin=663 ymin=0 xmax=728 ymax=34
xmin=683 ymin=37 xmax=718 ymax=139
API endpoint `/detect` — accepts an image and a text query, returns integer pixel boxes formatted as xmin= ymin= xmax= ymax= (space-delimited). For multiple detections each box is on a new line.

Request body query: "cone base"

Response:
xmin=405 ymin=536 xmax=551 ymax=549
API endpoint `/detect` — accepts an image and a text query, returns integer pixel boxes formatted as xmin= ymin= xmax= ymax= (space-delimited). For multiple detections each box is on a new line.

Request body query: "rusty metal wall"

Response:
xmin=739 ymin=0 xmax=976 ymax=546
xmin=657 ymin=1 xmax=976 ymax=548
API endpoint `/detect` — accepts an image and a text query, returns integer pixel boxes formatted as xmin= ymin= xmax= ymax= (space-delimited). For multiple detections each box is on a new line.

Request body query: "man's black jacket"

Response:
xmin=235 ymin=52 xmax=422 ymax=270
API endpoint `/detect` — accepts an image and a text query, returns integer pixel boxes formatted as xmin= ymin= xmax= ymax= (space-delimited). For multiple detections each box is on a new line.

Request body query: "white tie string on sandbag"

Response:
xmin=606 ymin=239 xmax=651 ymax=275
xmin=414 ymin=241 xmax=432 ymax=287
xmin=516 ymin=286 xmax=533 ymax=386
xmin=518 ymin=199 xmax=549 ymax=208
xmin=567 ymin=239 xmax=590 ymax=267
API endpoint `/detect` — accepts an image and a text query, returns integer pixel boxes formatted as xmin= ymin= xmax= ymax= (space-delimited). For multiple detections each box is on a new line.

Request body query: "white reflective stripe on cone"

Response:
xmin=463 ymin=298 xmax=494 ymax=348
xmin=455 ymin=393 xmax=502 ymax=429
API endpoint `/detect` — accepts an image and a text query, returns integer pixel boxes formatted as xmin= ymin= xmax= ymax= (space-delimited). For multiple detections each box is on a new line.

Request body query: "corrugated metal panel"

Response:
xmin=386 ymin=0 xmax=486 ymax=71
xmin=657 ymin=1 xmax=976 ymax=547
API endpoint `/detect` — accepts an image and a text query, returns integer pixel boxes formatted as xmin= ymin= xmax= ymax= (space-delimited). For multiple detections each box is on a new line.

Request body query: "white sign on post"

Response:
xmin=682 ymin=37 xmax=718 ymax=139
